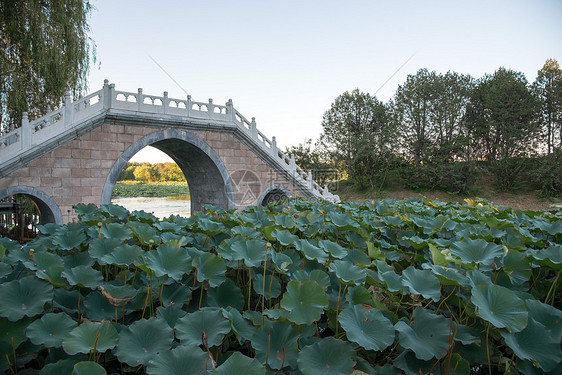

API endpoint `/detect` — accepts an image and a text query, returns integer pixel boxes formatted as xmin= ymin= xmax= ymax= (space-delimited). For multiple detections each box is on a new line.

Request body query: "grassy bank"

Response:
xmin=113 ymin=181 xmax=190 ymax=198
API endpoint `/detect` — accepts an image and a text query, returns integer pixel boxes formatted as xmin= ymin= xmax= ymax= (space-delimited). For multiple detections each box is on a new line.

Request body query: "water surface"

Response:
xmin=111 ymin=196 xmax=191 ymax=219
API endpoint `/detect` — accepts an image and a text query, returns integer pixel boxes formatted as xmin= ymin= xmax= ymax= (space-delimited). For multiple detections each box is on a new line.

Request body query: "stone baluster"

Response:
xmin=290 ymin=154 xmax=296 ymax=178
xmin=137 ymin=88 xmax=144 ymax=111
xmin=307 ymin=170 xmax=313 ymax=190
xmin=186 ymin=95 xmax=192 ymax=117
xmin=271 ymin=136 xmax=278 ymax=158
xmin=163 ymin=91 xmax=169 ymax=114
xmin=226 ymin=99 xmax=234 ymax=122
xmin=64 ymin=91 xmax=72 ymax=128
xmin=208 ymin=99 xmax=214 ymax=118
xmin=21 ymin=112 xmax=31 ymax=148
xmin=251 ymin=117 xmax=257 ymax=140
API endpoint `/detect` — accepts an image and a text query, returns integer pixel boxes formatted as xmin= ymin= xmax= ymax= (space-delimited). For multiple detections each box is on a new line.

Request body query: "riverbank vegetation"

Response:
xmin=113 ymin=181 xmax=189 ymax=198
xmin=288 ymin=58 xmax=562 ymax=200
xmin=0 ymin=198 xmax=560 ymax=373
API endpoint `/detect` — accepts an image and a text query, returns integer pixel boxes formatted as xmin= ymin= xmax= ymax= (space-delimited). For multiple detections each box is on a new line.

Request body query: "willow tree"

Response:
xmin=0 ymin=0 xmax=94 ymax=132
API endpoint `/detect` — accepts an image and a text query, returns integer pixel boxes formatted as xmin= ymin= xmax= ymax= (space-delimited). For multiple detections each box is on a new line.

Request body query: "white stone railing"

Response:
xmin=0 ymin=81 xmax=339 ymax=202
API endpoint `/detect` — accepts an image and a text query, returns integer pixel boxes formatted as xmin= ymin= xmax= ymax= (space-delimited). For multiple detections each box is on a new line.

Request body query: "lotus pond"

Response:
xmin=0 ymin=197 xmax=560 ymax=374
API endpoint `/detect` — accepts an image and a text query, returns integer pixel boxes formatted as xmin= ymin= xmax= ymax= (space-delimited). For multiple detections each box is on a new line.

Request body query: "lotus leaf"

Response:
xmin=271 ymin=229 xmax=299 ymax=246
xmin=102 ymin=243 xmax=144 ymax=266
xmin=421 ymin=263 xmax=470 ymax=287
xmin=115 ymin=317 xmax=174 ymax=366
xmin=207 ymin=278 xmax=244 ymax=310
xmin=62 ymin=265 xmax=103 ymax=289
xmin=395 ymin=308 xmax=451 ymax=361
xmin=194 ymin=252 xmax=226 ymax=287
xmin=294 ymin=238 xmax=329 ymax=263
xmin=0 ymin=263 xmax=11 ymax=278
xmin=71 ymin=361 xmax=107 ymax=375
xmin=525 ymin=299 xmax=562 ymax=341
xmin=100 ymin=223 xmax=131 ymax=242
xmin=175 ymin=309 xmax=231 ymax=347
xmin=292 ymin=269 xmax=331 ymax=290
xmin=26 ymin=312 xmax=75 ymax=347
xmin=83 ymin=293 xmax=118 ymax=321
xmin=231 ymin=226 xmax=261 ymax=238
xmin=40 ymin=359 xmax=80 ymax=375
xmin=338 ymin=304 xmax=395 ymax=351
xmin=450 ymin=238 xmax=504 ymax=265
xmin=297 ymin=337 xmax=356 ymax=375
xmin=253 ymin=273 xmax=281 ymax=298
xmin=212 ymin=352 xmax=264 ymax=374
xmin=63 ymin=251 xmax=94 ymax=268
xmin=100 ymin=204 xmax=129 ymax=220
xmin=52 ymin=225 xmax=87 ymax=251
xmin=63 ymin=322 xmax=118 ymax=355
xmin=281 ymin=280 xmax=328 ymax=325
xmin=222 ymin=307 xmax=256 ymax=342
xmin=221 ymin=239 xmax=267 ymax=267
xmin=0 ymin=317 xmax=30 ymax=349
xmin=401 ymin=266 xmax=441 ymax=302
xmin=501 ymin=319 xmax=562 ymax=371
xmin=328 ymin=259 xmax=366 ymax=285
xmin=0 ymin=277 xmax=53 ymax=321
xmin=471 ymin=283 xmax=528 ymax=332
xmin=328 ymin=211 xmax=360 ymax=228
xmin=88 ymin=238 xmax=123 ymax=264
xmin=146 ymin=345 xmax=208 ymax=375
xmin=144 ymin=244 xmax=192 ymax=281
xmin=251 ymin=319 xmax=300 ymax=369
xmin=157 ymin=304 xmax=187 ymax=329
xmin=345 ymin=285 xmax=373 ymax=305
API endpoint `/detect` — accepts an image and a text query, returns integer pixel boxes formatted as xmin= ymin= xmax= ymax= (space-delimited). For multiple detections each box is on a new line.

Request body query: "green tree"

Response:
xmin=532 ymin=58 xmax=562 ymax=154
xmin=320 ymin=89 xmax=395 ymax=189
xmin=134 ymin=165 xmax=160 ymax=183
xmin=0 ymin=0 xmax=94 ymax=132
xmin=465 ymin=67 xmax=539 ymax=189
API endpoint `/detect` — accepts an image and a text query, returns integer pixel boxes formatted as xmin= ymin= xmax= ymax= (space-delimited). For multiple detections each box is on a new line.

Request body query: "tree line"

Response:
xmin=288 ymin=59 xmax=562 ymax=197
xmin=118 ymin=162 xmax=187 ymax=183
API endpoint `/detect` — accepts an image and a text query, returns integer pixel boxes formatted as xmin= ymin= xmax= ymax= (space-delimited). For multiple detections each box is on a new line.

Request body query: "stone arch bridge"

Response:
xmin=0 ymin=81 xmax=338 ymax=224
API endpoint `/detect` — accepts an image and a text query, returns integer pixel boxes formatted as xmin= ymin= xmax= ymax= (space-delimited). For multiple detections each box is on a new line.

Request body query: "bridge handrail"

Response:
xmin=0 ymin=81 xmax=339 ymax=202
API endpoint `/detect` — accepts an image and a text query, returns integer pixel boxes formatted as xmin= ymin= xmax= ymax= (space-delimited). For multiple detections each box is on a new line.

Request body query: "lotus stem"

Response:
xmin=261 ymin=249 xmax=268 ymax=313
xmin=486 ymin=323 xmax=492 ymax=375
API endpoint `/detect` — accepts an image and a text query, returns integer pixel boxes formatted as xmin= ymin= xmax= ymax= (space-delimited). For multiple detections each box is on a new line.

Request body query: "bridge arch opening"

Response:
xmin=258 ymin=184 xmax=291 ymax=207
xmin=0 ymin=186 xmax=63 ymax=241
xmin=102 ymin=129 xmax=235 ymax=215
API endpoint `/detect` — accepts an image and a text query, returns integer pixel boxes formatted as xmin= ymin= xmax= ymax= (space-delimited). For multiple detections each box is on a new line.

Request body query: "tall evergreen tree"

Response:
xmin=532 ymin=58 xmax=562 ymax=153
xmin=0 ymin=0 xmax=94 ymax=132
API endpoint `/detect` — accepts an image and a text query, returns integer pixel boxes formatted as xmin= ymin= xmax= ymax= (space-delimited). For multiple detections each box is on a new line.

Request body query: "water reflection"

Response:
xmin=111 ymin=196 xmax=191 ymax=219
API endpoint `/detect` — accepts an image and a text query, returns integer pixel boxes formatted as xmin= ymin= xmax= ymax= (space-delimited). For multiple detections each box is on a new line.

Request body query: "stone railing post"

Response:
xmin=64 ymin=91 xmax=72 ymax=127
xmin=102 ymin=79 xmax=110 ymax=108
xmin=290 ymin=154 xmax=297 ymax=178
xmin=21 ymin=112 xmax=31 ymax=148
xmin=137 ymin=88 xmax=144 ymax=111
xmin=307 ymin=170 xmax=314 ymax=190
xmin=208 ymin=99 xmax=214 ymax=118
xmin=271 ymin=136 xmax=278 ymax=158
xmin=186 ymin=95 xmax=192 ymax=117
xmin=251 ymin=117 xmax=257 ymax=139
xmin=226 ymin=99 xmax=234 ymax=122
xmin=163 ymin=91 xmax=169 ymax=114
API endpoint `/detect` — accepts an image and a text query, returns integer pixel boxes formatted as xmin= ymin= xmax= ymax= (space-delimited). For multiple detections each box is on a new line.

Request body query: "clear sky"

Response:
xmin=86 ymin=0 xmax=562 ymax=162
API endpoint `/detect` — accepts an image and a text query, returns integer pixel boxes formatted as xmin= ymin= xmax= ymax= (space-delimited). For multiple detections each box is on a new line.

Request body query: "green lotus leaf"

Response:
xmin=175 ymin=309 xmax=231 ymax=347
xmin=100 ymin=203 xmax=129 ymax=220
xmin=231 ymin=225 xmax=261 ymax=238
xmin=194 ymin=252 xmax=226 ymax=287
xmin=421 ymin=263 xmax=470 ymax=287
xmin=251 ymin=319 xmax=300 ymax=369
xmin=131 ymin=209 xmax=159 ymax=223
xmin=253 ymin=273 xmax=281 ymax=298
xmin=63 ymin=322 xmax=118 ymax=355
xmin=274 ymin=214 xmax=296 ymax=229
xmin=338 ymin=304 xmax=395 ymax=351
xmin=525 ymin=299 xmax=562 ymax=341
xmin=88 ymin=238 xmax=123 ymax=264
xmin=26 ymin=312 xmax=76 ymax=347
xmin=130 ymin=222 xmax=162 ymax=245
xmin=297 ymin=337 xmax=356 ymax=375
xmin=318 ymin=239 xmax=348 ymax=259
xmin=157 ymin=304 xmax=187 ymax=329
xmin=366 ymin=241 xmax=385 ymax=261
xmin=146 ymin=345 xmax=208 ymax=375
xmin=115 ymin=317 xmax=174 ymax=366
xmin=528 ymin=245 xmax=562 ymax=269
xmin=395 ymin=308 xmax=451 ymax=361
xmin=0 ymin=317 xmax=30 ymax=349
xmin=294 ymin=239 xmax=328 ymax=263
xmin=328 ymin=259 xmax=366 ymax=285
xmin=52 ymin=225 xmax=87 ymax=251
xmin=471 ymin=283 xmax=528 ymax=332
xmin=196 ymin=217 xmax=226 ymax=233
xmin=345 ymin=285 xmax=373 ymax=305
xmin=161 ymin=282 xmax=191 ymax=308
xmin=263 ymin=308 xmax=289 ymax=320
xmin=24 ymin=251 xmax=63 ymax=271
xmin=100 ymin=223 xmax=131 ymax=242
xmin=212 ymin=352 xmax=264 ymax=375
xmin=53 ymin=288 xmax=82 ymax=316
xmin=401 ymin=266 xmax=441 ymax=302
xmin=63 ymin=252 xmax=94 ymax=268
xmin=532 ymin=219 xmax=562 ymax=236
xmin=220 ymin=239 xmax=267 ymax=268
xmin=83 ymin=293 xmax=118 ymax=322
xmin=71 ymin=361 xmax=107 ymax=375
xmin=0 ymin=277 xmax=53 ymax=321
xmin=501 ymin=319 xmax=562 ymax=372
xmin=144 ymin=244 xmax=192 ymax=281
xmin=281 ymin=280 xmax=328 ymax=325
xmin=205 ymin=278 xmax=243 ymax=310
xmin=62 ymin=265 xmax=103 ymax=289
xmin=428 ymin=243 xmax=448 ymax=267
xmin=222 ymin=307 xmax=256 ymax=342
xmin=376 ymin=266 xmax=404 ymax=292
xmin=402 ymin=235 xmax=429 ymax=250
xmin=101 ymin=243 xmax=144 ymax=266
xmin=393 ymin=349 xmax=435 ymax=375
xmin=501 ymin=250 xmax=532 ymax=285
xmin=327 ymin=211 xmax=359 ymax=228
xmin=292 ymin=269 xmax=331 ymax=290
xmin=271 ymin=229 xmax=299 ymax=246
xmin=40 ymin=359 xmax=80 ymax=375
xmin=35 ymin=222 xmax=61 ymax=235
xmin=270 ymin=250 xmax=294 ymax=274
xmin=0 ymin=263 xmax=12 ymax=278
xmin=450 ymin=238 xmax=504 ymax=265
